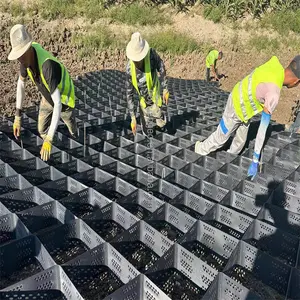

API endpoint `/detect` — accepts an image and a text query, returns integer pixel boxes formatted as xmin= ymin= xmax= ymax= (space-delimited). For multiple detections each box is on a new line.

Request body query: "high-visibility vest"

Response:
xmin=232 ymin=56 xmax=284 ymax=123
xmin=27 ymin=42 xmax=75 ymax=108
xmin=206 ymin=49 xmax=219 ymax=68
xmin=130 ymin=49 xmax=162 ymax=109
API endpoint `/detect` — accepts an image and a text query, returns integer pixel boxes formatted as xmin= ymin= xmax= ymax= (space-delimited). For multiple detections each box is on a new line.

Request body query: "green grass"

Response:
xmin=38 ymin=0 xmax=105 ymax=21
xmin=248 ymin=35 xmax=280 ymax=52
xmin=261 ymin=10 xmax=300 ymax=35
xmin=203 ymin=5 xmax=223 ymax=23
xmin=147 ymin=30 xmax=210 ymax=55
xmin=72 ymin=26 xmax=124 ymax=58
xmin=109 ymin=3 xmax=169 ymax=26
xmin=0 ymin=1 xmax=26 ymax=17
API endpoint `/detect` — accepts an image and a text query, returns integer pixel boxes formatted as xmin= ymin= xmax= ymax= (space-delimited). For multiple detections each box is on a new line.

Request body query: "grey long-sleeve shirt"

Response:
xmin=126 ymin=48 xmax=167 ymax=117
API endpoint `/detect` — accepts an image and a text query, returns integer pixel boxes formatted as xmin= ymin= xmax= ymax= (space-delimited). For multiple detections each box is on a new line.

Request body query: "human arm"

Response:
xmin=13 ymin=72 xmax=26 ymax=139
xmin=125 ymin=62 xmax=135 ymax=118
xmin=247 ymin=108 xmax=271 ymax=180
xmin=40 ymin=60 xmax=62 ymax=160
xmin=125 ymin=62 xmax=137 ymax=134
xmin=152 ymin=49 xmax=169 ymax=103
xmin=248 ymin=89 xmax=279 ymax=179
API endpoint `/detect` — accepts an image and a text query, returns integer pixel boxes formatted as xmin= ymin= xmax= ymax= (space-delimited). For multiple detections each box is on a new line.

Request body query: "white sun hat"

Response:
xmin=126 ymin=32 xmax=149 ymax=62
xmin=8 ymin=24 xmax=32 ymax=61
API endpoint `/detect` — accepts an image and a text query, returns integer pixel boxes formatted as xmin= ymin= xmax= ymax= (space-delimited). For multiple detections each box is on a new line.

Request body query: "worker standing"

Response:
xmin=8 ymin=24 xmax=77 ymax=162
xmin=205 ymin=49 xmax=223 ymax=81
xmin=125 ymin=32 xmax=169 ymax=136
xmin=195 ymin=55 xmax=300 ymax=180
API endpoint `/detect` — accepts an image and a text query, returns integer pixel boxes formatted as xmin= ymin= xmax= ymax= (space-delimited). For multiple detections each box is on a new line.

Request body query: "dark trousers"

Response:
xmin=206 ymin=68 xmax=211 ymax=81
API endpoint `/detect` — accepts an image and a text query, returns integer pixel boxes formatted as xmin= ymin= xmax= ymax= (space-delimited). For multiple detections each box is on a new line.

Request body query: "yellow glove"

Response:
xmin=40 ymin=136 xmax=53 ymax=161
xmin=131 ymin=116 xmax=137 ymax=135
xmin=13 ymin=116 xmax=21 ymax=139
xmin=163 ymin=89 xmax=169 ymax=105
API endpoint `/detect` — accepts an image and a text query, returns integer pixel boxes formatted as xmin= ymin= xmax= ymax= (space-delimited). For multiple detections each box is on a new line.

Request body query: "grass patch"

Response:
xmin=248 ymin=35 xmax=280 ymax=52
xmin=261 ymin=10 xmax=300 ymax=35
xmin=0 ymin=1 xmax=26 ymax=16
xmin=147 ymin=30 xmax=210 ymax=55
xmin=72 ymin=26 xmax=123 ymax=58
xmin=38 ymin=0 xmax=105 ymax=21
xmin=203 ymin=5 xmax=223 ymax=23
xmin=109 ymin=3 xmax=169 ymax=26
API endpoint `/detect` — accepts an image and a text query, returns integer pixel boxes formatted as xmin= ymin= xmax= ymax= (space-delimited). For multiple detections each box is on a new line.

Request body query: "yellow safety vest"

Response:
xmin=130 ymin=49 xmax=162 ymax=109
xmin=206 ymin=49 xmax=219 ymax=68
xmin=27 ymin=42 xmax=75 ymax=108
xmin=232 ymin=56 xmax=284 ymax=123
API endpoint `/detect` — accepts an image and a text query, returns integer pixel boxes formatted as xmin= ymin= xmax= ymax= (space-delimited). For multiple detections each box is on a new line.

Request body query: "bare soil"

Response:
xmin=0 ymin=10 xmax=299 ymax=125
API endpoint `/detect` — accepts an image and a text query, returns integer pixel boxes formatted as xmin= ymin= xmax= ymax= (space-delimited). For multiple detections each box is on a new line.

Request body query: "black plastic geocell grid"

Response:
xmin=0 ymin=69 xmax=300 ymax=300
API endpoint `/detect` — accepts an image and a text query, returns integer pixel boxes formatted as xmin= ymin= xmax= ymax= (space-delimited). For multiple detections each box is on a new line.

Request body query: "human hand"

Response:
xmin=13 ymin=115 xmax=21 ymax=139
xmin=247 ymin=161 xmax=259 ymax=180
xmin=40 ymin=136 xmax=53 ymax=161
xmin=131 ymin=116 xmax=137 ymax=135
xmin=163 ymin=89 xmax=169 ymax=105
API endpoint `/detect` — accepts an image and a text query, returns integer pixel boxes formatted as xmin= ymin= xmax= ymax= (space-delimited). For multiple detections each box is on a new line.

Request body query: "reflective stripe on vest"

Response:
xmin=27 ymin=42 xmax=75 ymax=108
xmin=130 ymin=50 xmax=162 ymax=109
xmin=232 ymin=56 xmax=284 ymax=123
xmin=237 ymin=71 xmax=260 ymax=121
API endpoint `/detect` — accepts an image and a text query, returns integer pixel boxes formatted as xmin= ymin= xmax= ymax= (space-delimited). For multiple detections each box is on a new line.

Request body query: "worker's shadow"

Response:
xmin=163 ymin=110 xmax=200 ymax=135
xmin=226 ymin=180 xmax=300 ymax=299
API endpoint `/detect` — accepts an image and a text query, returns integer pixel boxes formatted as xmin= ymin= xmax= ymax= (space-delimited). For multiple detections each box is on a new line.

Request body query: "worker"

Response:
xmin=195 ymin=55 xmax=300 ymax=180
xmin=8 ymin=24 xmax=77 ymax=162
xmin=205 ymin=49 xmax=223 ymax=82
xmin=125 ymin=32 xmax=169 ymax=136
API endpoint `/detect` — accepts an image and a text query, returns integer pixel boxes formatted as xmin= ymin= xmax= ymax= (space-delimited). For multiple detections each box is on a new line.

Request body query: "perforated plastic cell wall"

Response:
xmin=1 ymin=70 xmax=300 ymax=299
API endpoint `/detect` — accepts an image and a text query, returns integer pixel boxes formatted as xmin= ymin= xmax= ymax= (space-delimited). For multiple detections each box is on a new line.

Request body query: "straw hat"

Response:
xmin=126 ymin=32 xmax=149 ymax=62
xmin=8 ymin=24 xmax=32 ymax=60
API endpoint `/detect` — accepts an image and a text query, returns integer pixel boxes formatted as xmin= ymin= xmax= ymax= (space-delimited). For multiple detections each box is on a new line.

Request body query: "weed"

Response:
xmin=0 ymin=1 xmax=10 ymax=13
xmin=248 ymin=35 xmax=280 ymax=52
xmin=109 ymin=3 xmax=169 ymax=26
xmin=72 ymin=26 xmax=123 ymax=58
xmin=203 ymin=5 xmax=223 ymax=23
xmin=75 ymin=0 xmax=106 ymax=22
xmin=261 ymin=10 xmax=300 ymax=35
xmin=10 ymin=2 xmax=26 ymax=17
xmin=147 ymin=30 xmax=209 ymax=55
xmin=39 ymin=0 xmax=77 ymax=20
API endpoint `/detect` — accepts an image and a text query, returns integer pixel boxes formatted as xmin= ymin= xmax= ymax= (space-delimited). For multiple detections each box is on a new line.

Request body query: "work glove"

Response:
xmin=13 ymin=115 xmax=21 ymax=139
xmin=288 ymin=111 xmax=300 ymax=133
xmin=131 ymin=116 xmax=137 ymax=136
xmin=40 ymin=136 xmax=53 ymax=161
xmin=247 ymin=161 xmax=259 ymax=180
xmin=163 ymin=89 xmax=169 ymax=105
xmin=247 ymin=152 xmax=260 ymax=180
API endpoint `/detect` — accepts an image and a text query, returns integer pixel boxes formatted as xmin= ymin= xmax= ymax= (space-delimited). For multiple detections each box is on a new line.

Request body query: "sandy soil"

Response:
xmin=0 ymin=10 xmax=299 ymax=124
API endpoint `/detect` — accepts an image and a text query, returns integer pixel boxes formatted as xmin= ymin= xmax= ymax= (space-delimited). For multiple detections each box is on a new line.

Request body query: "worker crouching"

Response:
xmin=125 ymin=32 xmax=169 ymax=136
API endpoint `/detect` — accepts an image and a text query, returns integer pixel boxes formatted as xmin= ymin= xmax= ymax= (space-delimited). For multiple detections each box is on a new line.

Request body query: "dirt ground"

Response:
xmin=0 ymin=10 xmax=299 ymax=124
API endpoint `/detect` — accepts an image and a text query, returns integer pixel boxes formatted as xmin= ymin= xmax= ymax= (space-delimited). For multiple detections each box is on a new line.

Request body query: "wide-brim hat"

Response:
xmin=126 ymin=32 xmax=149 ymax=62
xmin=8 ymin=24 xmax=32 ymax=61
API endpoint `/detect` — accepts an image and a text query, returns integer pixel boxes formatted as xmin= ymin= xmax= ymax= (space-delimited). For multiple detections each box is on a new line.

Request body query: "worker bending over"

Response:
xmin=126 ymin=32 xmax=169 ymax=136
xmin=8 ymin=24 xmax=77 ymax=161
xmin=206 ymin=49 xmax=223 ymax=81
xmin=195 ymin=55 xmax=300 ymax=179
